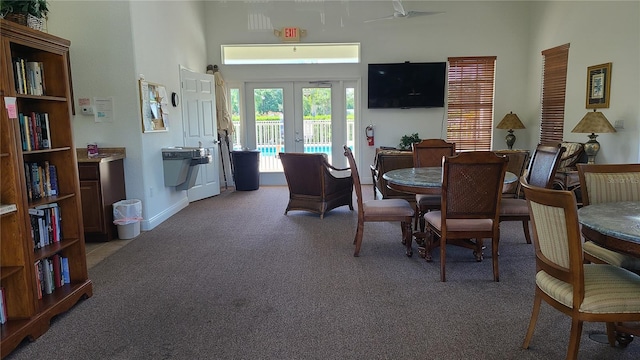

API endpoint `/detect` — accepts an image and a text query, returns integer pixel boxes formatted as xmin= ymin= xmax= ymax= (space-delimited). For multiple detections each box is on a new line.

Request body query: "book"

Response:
xmin=0 ymin=287 xmax=6 ymax=324
xmin=61 ymin=257 xmax=70 ymax=284
xmin=52 ymin=255 xmax=62 ymax=288
xmin=0 ymin=203 xmax=17 ymax=215
xmin=42 ymin=113 xmax=51 ymax=149
xmin=49 ymin=164 xmax=58 ymax=196
xmin=34 ymin=260 xmax=43 ymax=299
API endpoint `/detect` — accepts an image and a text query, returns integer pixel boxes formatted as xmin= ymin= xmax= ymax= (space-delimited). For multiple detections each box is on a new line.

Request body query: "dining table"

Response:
xmin=383 ymin=167 xmax=518 ymax=260
xmin=382 ymin=167 xmax=518 ymax=195
xmin=578 ymin=201 xmax=640 ymax=346
xmin=578 ymin=201 xmax=640 ymax=258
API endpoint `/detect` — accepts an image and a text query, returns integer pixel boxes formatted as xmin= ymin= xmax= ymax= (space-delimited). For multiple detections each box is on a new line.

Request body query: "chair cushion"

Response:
xmin=424 ymin=211 xmax=493 ymax=232
xmin=499 ymin=198 xmax=529 ymax=216
xmin=536 ymin=264 xmax=640 ymax=313
xmin=363 ymin=199 xmax=415 ymax=217
xmin=416 ymin=194 xmax=441 ymax=206
xmin=584 ymin=241 xmax=640 ymax=271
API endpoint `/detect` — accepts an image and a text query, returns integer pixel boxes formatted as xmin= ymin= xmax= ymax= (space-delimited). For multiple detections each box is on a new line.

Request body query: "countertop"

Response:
xmin=77 ymin=147 xmax=126 ymax=163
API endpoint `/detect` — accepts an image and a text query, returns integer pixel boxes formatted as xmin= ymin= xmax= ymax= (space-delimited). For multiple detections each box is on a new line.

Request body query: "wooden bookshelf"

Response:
xmin=0 ymin=19 xmax=92 ymax=358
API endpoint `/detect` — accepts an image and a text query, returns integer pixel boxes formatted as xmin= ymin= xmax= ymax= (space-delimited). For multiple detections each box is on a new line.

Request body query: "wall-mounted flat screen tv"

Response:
xmin=368 ymin=62 xmax=446 ymax=109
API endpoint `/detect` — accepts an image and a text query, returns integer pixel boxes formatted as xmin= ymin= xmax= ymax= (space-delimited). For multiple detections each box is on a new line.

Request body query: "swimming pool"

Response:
xmin=258 ymin=144 xmax=333 ymax=156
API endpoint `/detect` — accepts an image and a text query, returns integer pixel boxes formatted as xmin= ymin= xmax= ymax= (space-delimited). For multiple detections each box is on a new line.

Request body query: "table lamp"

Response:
xmin=496 ymin=112 xmax=526 ymax=150
xmin=571 ymin=109 xmax=616 ymax=164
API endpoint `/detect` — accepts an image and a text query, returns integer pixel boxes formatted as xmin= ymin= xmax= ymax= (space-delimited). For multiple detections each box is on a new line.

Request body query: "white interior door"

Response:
xmin=180 ymin=66 xmax=221 ymax=201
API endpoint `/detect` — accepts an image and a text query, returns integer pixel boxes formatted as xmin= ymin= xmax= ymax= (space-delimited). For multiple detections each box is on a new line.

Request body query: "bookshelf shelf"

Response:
xmin=0 ymin=19 xmax=93 ymax=358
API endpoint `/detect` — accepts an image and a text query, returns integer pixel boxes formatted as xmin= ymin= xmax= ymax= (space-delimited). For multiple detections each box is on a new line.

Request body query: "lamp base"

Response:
xmin=505 ymin=130 xmax=516 ymax=150
xmin=583 ymin=133 xmax=600 ymax=164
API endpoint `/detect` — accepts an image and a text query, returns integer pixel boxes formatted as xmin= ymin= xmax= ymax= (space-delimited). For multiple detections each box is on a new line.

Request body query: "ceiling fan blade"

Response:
xmin=405 ymin=11 xmax=444 ymax=18
xmin=363 ymin=14 xmax=396 ymax=23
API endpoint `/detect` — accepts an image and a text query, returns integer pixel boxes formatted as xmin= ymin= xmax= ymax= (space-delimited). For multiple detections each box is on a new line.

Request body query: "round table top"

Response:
xmin=383 ymin=167 xmax=517 ymax=189
xmin=578 ymin=201 xmax=640 ymax=244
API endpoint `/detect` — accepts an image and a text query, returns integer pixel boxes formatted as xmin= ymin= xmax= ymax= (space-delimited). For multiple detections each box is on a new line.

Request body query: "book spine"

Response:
xmin=61 ymin=257 xmax=70 ymax=284
xmin=42 ymin=113 xmax=51 ymax=149
xmin=0 ymin=287 xmax=6 ymax=324
xmin=49 ymin=164 xmax=58 ymax=196
xmin=34 ymin=261 xmax=43 ymax=299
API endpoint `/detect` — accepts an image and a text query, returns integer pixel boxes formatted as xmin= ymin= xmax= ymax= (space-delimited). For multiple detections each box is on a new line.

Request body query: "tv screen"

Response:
xmin=368 ymin=62 xmax=446 ymax=109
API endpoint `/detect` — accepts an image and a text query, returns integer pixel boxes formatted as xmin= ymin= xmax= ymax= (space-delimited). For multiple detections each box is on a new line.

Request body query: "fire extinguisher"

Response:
xmin=365 ymin=124 xmax=375 ymax=146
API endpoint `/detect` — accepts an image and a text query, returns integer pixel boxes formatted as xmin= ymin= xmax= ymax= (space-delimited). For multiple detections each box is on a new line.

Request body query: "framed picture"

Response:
xmin=585 ymin=62 xmax=612 ymax=109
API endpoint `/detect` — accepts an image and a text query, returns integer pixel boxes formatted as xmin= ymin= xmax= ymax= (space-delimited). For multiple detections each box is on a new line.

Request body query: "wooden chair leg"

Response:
xmin=402 ymin=220 xmax=413 ymax=257
xmin=353 ymin=221 xmax=364 ymax=256
xmin=522 ymin=294 xmax=542 ymax=349
xmin=440 ymin=235 xmax=447 ymax=282
xmin=522 ymin=220 xmax=532 ymax=244
xmin=492 ymin=237 xmax=500 ymax=282
xmin=605 ymin=322 xmax=617 ymax=347
xmin=566 ymin=318 xmax=583 ymax=360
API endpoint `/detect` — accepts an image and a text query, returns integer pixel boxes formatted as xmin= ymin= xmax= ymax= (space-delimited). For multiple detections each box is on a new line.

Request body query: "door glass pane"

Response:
xmin=229 ymin=87 xmax=241 ymax=150
xmin=254 ymin=88 xmax=284 ymax=172
xmin=346 ymin=86 xmax=355 ymax=157
xmin=302 ymin=87 xmax=332 ymax=162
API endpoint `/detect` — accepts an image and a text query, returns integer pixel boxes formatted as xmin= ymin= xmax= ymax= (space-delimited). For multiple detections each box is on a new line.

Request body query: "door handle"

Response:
xmin=295 ymin=138 xmax=303 ymax=143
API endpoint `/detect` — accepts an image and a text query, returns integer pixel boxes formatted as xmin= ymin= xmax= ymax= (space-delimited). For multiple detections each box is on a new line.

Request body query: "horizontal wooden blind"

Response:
xmin=446 ymin=56 xmax=496 ymax=151
xmin=540 ymin=44 xmax=569 ymax=145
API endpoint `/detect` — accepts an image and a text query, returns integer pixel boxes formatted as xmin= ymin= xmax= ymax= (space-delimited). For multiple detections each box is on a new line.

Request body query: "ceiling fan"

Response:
xmin=364 ymin=0 xmax=443 ymax=23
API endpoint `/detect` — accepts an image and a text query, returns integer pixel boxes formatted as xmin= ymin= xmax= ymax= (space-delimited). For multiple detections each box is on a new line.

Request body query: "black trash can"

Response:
xmin=232 ymin=150 xmax=260 ymax=191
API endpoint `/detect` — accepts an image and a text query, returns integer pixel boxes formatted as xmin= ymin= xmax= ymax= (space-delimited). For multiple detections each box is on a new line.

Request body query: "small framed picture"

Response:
xmin=585 ymin=62 xmax=612 ymax=109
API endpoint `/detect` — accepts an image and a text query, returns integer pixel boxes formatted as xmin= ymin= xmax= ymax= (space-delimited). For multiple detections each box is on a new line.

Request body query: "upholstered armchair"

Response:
xmin=279 ymin=152 xmax=353 ymax=219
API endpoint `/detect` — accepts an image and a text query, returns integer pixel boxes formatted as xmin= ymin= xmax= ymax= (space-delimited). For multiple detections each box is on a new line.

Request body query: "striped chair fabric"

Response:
xmin=579 ymin=167 xmax=640 ymax=271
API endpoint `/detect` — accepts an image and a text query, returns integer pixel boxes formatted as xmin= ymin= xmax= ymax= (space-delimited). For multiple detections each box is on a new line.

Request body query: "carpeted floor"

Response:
xmin=7 ymin=186 xmax=640 ymax=359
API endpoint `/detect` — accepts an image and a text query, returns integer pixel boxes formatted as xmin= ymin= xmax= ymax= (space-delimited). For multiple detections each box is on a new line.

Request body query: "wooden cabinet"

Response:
xmin=77 ymin=151 xmax=126 ymax=241
xmin=0 ymin=20 xmax=92 ymax=358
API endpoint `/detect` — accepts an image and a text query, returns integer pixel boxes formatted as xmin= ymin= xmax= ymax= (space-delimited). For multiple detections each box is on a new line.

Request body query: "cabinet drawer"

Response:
xmin=78 ymin=164 xmax=99 ymax=180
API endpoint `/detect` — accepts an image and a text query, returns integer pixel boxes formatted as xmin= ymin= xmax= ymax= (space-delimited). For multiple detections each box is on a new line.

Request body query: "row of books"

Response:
xmin=29 ymin=203 xmax=62 ymax=251
xmin=0 ymin=287 xmax=6 ymax=325
xmin=13 ymin=57 xmax=46 ymax=96
xmin=34 ymin=254 xmax=70 ymax=299
xmin=18 ymin=112 xmax=51 ymax=151
xmin=24 ymin=161 xmax=58 ymax=201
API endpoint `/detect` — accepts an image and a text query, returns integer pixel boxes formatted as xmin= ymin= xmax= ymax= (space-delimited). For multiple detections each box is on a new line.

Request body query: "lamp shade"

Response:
xmin=571 ymin=110 xmax=616 ymax=134
xmin=496 ymin=112 xmax=526 ymax=130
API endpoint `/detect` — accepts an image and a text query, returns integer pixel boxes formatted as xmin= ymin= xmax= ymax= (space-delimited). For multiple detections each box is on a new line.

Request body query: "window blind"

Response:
xmin=446 ymin=56 xmax=496 ymax=151
xmin=540 ymin=44 xmax=569 ymax=145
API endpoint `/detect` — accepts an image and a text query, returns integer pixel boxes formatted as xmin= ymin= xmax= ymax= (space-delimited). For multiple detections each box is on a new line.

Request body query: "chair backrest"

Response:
xmin=442 ymin=151 xmax=507 ymax=220
xmin=412 ymin=139 xmax=456 ymax=167
xmin=494 ymin=149 xmax=530 ymax=197
xmin=526 ymin=144 xmax=566 ymax=188
xmin=521 ymin=181 xmax=585 ymax=300
xmin=279 ymin=152 xmax=325 ymax=196
xmin=557 ymin=141 xmax=586 ymax=170
xmin=344 ymin=146 xmax=364 ymax=211
xmin=577 ymin=163 xmax=640 ymax=206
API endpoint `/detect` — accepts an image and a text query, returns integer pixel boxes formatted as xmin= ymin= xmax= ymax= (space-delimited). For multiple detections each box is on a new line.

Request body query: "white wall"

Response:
xmin=48 ymin=0 xmax=208 ymax=230
xmin=204 ymin=1 xmax=533 ymax=172
xmin=527 ymin=1 xmax=640 ymax=164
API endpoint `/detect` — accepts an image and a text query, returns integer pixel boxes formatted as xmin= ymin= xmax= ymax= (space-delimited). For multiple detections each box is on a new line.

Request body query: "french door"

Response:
xmin=244 ymin=80 xmax=356 ymax=186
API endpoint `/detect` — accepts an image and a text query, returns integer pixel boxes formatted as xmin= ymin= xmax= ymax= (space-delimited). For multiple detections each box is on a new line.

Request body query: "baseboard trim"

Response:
xmin=140 ymin=197 xmax=189 ymax=231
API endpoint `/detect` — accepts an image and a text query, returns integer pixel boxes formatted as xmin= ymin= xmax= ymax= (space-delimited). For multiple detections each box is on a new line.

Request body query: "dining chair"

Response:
xmin=494 ymin=149 xmax=530 ymax=198
xmin=423 ymin=151 xmax=508 ymax=282
xmin=279 ymin=152 xmax=353 ymax=219
xmin=343 ymin=145 xmax=415 ymax=257
xmin=499 ymin=144 xmax=565 ymax=244
xmin=520 ymin=180 xmax=640 ymax=360
xmin=577 ymin=163 xmax=640 ymax=272
xmin=411 ymin=139 xmax=456 ymax=231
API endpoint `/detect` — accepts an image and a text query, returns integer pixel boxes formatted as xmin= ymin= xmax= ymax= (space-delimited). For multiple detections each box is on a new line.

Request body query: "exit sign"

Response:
xmin=281 ymin=27 xmax=300 ymax=42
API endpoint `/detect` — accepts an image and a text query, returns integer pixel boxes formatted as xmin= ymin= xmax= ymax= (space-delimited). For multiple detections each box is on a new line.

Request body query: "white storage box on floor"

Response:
xmin=113 ymin=199 xmax=142 ymax=239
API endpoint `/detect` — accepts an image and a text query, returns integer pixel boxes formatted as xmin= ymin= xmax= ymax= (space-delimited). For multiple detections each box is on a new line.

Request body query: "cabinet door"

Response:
xmin=80 ymin=180 xmax=103 ymax=233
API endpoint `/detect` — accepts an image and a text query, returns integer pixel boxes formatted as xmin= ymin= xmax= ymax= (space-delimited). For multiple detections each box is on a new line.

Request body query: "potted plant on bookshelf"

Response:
xmin=0 ymin=0 xmax=49 ymax=31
